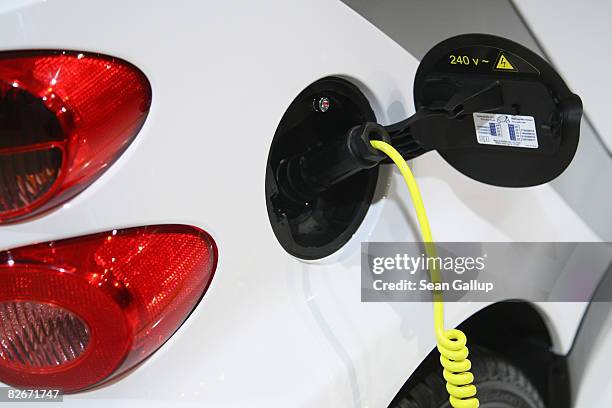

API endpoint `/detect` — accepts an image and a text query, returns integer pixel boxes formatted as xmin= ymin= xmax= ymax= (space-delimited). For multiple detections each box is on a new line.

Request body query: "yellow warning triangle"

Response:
xmin=495 ymin=53 xmax=516 ymax=71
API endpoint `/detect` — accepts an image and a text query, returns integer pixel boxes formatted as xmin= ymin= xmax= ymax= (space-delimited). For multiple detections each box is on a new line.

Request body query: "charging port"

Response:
xmin=265 ymin=77 xmax=378 ymax=259
xmin=265 ymin=36 xmax=582 ymax=260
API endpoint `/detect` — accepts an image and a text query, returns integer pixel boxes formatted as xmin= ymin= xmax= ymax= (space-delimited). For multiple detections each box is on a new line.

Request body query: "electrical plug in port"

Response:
xmin=265 ymin=77 xmax=380 ymax=260
xmin=266 ymin=35 xmax=583 ymax=260
xmin=275 ymin=121 xmax=389 ymax=205
xmin=265 ymin=34 xmax=584 ymax=408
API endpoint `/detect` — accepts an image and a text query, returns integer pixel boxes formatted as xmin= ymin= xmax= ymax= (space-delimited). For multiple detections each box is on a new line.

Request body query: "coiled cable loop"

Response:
xmin=370 ymin=140 xmax=479 ymax=408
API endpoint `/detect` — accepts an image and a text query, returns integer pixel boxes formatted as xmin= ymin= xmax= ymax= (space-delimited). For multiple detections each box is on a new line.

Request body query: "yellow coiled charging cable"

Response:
xmin=370 ymin=140 xmax=479 ymax=408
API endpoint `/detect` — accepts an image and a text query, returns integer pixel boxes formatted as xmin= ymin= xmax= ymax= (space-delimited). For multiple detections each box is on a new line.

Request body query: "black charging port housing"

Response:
xmin=265 ymin=77 xmax=378 ymax=260
xmin=265 ymin=35 xmax=582 ymax=260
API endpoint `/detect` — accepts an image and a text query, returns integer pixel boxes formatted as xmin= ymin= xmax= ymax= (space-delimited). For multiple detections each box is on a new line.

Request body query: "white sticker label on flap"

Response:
xmin=473 ymin=113 xmax=538 ymax=148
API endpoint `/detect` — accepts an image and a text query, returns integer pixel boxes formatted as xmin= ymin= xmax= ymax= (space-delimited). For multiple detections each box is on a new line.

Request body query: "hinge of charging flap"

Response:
xmin=385 ymin=81 xmax=504 ymax=160
xmin=275 ymin=82 xmax=505 ymax=202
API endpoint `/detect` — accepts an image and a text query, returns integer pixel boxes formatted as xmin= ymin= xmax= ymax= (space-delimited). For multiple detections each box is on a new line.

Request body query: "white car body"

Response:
xmin=0 ymin=1 xmax=609 ymax=407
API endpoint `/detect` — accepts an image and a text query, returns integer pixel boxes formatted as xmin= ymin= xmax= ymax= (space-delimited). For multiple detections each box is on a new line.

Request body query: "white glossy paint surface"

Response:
xmin=514 ymin=0 xmax=612 ymax=154
xmin=0 ymin=0 xmax=603 ymax=406
xmin=571 ymin=302 xmax=612 ymax=408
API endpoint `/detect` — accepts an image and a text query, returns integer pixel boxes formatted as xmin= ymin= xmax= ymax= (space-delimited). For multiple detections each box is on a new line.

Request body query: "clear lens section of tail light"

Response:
xmin=0 ymin=225 xmax=217 ymax=392
xmin=0 ymin=301 xmax=90 ymax=368
xmin=0 ymin=51 xmax=152 ymax=224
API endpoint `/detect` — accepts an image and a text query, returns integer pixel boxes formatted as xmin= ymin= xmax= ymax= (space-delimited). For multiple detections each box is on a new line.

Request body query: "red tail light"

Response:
xmin=0 ymin=51 xmax=151 ymax=224
xmin=0 ymin=225 xmax=217 ymax=392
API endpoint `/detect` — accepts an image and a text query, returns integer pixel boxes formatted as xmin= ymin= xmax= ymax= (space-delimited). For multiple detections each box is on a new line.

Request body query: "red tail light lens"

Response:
xmin=0 ymin=225 xmax=217 ymax=392
xmin=0 ymin=51 xmax=151 ymax=224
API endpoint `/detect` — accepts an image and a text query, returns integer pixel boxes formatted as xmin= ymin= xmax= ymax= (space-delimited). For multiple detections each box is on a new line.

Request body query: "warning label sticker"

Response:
xmin=494 ymin=53 xmax=517 ymax=71
xmin=473 ymin=113 xmax=538 ymax=149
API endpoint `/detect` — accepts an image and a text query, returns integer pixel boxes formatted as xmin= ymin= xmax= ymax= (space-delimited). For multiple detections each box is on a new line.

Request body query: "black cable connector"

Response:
xmin=275 ymin=54 xmax=579 ymax=196
xmin=275 ymin=82 xmax=507 ymax=204
xmin=275 ymin=122 xmax=390 ymax=204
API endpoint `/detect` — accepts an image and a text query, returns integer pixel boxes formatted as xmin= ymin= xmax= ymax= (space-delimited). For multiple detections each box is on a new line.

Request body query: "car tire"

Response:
xmin=391 ymin=347 xmax=545 ymax=408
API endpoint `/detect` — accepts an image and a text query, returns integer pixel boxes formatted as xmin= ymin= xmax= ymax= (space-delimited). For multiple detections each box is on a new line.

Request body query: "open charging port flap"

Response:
xmin=266 ymin=34 xmax=582 ymax=259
